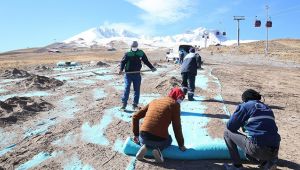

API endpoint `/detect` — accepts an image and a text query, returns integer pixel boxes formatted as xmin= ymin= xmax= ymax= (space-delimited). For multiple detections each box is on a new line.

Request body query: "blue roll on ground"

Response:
xmin=123 ymin=137 xmax=246 ymax=160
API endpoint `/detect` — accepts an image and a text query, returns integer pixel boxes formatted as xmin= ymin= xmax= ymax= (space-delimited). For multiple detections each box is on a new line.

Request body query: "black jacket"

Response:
xmin=181 ymin=52 xmax=198 ymax=75
xmin=120 ymin=49 xmax=154 ymax=72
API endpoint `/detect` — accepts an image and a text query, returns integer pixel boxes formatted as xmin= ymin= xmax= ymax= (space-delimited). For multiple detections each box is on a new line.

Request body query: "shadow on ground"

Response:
xmin=181 ymin=111 xmax=229 ymax=119
xmin=138 ymin=158 xmax=300 ymax=169
xmin=201 ymin=99 xmax=285 ymax=110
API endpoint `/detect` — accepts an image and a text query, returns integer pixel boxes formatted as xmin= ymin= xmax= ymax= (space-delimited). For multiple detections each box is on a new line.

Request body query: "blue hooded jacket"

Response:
xmin=227 ymin=100 xmax=280 ymax=147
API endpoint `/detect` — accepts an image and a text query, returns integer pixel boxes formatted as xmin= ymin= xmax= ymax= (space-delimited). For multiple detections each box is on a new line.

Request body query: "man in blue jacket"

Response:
xmin=119 ymin=41 xmax=156 ymax=111
xmin=224 ymin=89 xmax=280 ymax=170
xmin=181 ymin=47 xmax=198 ymax=101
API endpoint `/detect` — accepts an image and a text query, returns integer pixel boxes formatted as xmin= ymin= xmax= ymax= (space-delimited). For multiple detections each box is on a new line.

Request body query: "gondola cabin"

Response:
xmin=222 ymin=32 xmax=226 ymax=36
xmin=266 ymin=20 xmax=272 ymax=28
xmin=216 ymin=31 xmax=220 ymax=35
xmin=255 ymin=20 xmax=261 ymax=27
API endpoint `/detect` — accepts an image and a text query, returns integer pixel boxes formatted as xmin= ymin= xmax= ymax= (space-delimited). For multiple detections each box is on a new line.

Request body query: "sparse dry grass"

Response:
xmin=0 ymin=50 xmax=124 ymax=70
xmin=0 ymin=48 xmax=166 ymax=71
xmin=1 ymin=39 xmax=298 ymax=70
xmin=202 ymin=39 xmax=300 ymax=63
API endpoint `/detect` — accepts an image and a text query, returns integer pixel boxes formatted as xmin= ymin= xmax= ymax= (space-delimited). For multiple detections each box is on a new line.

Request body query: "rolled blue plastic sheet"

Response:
xmin=123 ymin=137 xmax=246 ymax=160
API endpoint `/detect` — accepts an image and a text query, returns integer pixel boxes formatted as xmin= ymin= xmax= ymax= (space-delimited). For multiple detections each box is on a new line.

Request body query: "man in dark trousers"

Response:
xmin=181 ymin=47 xmax=198 ymax=101
xmin=119 ymin=41 xmax=156 ymax=111
xmin=224 ymin=89 xmax=280 ymax=170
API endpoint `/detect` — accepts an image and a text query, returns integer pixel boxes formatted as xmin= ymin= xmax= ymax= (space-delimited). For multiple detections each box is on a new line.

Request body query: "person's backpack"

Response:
xmin=195 ymin=53 xmax=202 ymax=69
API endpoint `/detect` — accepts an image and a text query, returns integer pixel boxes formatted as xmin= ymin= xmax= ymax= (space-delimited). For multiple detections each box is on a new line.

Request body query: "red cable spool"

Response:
xmin=255 ymin=20 xmax=261 ymax=27
xmin=266 ymin=20 xmax=272 ymax=28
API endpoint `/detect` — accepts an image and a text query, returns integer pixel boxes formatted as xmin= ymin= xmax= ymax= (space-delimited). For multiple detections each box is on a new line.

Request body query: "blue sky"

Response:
xmin=0 ymin=0 xmax=299 ymax=52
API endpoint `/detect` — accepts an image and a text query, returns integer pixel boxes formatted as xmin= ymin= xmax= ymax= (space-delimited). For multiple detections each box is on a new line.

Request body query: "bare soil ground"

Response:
xmin=0 ymin=39 xmax=299 ymax=169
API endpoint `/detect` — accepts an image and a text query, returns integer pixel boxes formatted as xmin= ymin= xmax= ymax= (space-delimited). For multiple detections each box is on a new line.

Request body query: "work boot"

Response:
xmin=223 ymin=163 xmax=244 ymax=170
xmin=188 ymin=95 xmax=195 ymax=101
xmin=152 ymin=148 xmax=164 ymax=163
xmin=132 ymin=104 xmax=140 ymax=111
xmin=188 ymin=97 xmax=195 ymax=101
xmin=120 ymin=103 xmax=126 ymax=111
xmin=259 ymin=159 xmax=277 ymax=170
xmin=188 ymin=93 xmax=195 ymax=101
xmin=136 ymin=144 xmax=148 ymax=161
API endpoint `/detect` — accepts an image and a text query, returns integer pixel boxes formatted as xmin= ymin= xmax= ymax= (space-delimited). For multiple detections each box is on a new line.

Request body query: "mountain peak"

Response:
xmin=95 ymin=26 xmax=139 ymax=38
xmin=64 ymin=26 xmax=227 ymax=48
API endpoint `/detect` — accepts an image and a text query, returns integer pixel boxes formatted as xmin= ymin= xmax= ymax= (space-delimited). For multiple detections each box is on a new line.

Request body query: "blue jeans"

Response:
xmin=121 ymin=73 xmax=141 ymax=105
xmin=139 ymin=135 xmax=172 ymax=150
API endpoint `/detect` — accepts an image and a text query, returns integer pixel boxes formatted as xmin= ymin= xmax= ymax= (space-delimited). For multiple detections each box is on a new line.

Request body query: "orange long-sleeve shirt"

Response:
xmin=132 ymin=97 xmax=184 ymax=147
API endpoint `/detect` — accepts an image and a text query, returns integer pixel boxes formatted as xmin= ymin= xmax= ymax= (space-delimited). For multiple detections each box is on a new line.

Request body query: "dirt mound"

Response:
xmin=35 ymin=65 xmax=50 ymax=71
xmin=1 ymin=68 xmax=31 ymax=78
xmin=155 ymin=76 xmax=182 ymax=94
xmin=96 ymin=61 xmax=110 ymax=67
xmin=21 ymin=75 xmax=64 ymax=90
xmin=0 ymin=97 xmax=53 ymax=126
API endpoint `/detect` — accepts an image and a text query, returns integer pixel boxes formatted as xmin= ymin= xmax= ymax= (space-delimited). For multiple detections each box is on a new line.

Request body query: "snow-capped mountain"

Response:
xmin=149 ymin=27 xmax=227 ymax=48
xmin=64 ymin=26 xmax=227 ymax=49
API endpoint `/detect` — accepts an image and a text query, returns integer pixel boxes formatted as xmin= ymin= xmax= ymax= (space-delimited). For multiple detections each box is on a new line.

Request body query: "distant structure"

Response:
xmin=253 ymin=5 xmax=273 ymax=56
xmin=265 ymin=5 xmax=272 ymax=56
xmin=233 ymin=16 xmax=245 ymax=46
xmin=47 ymin=48 xmax=61 ymax=53
xmin=202 ymin=31 xmax=209 ymax=48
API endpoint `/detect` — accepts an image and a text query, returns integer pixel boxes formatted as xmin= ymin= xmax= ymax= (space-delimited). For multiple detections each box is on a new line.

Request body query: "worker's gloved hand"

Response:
xmin=118 ymin=70 xmax=123 ymax=75
xmin=133 ymin=136 xmax=139 ymax=144
xmin=179 ymin=145 xmax=187 ymax=151
xmin=151 ymin=67 xmax=157 ymax=72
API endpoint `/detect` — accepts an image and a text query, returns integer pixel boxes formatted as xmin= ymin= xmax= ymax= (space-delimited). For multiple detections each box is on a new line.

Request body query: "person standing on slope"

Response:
xmin=119 ymin=41 xmax=156 ymax=111
xmin=181 ymin=47 xmax=198 ymax=101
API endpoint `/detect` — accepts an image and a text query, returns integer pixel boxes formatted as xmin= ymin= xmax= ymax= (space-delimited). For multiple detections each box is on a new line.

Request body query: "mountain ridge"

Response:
xmin=63 ymin=26 xmax=227 ymax=49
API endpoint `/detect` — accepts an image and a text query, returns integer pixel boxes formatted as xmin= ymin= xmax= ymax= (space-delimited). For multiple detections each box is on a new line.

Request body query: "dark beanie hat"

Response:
xmin=131 ymin=41 xmax=138 ymax=47
xmin=168 ymin=87 xmax=185 ymax=100
xmin=189 ymin=47 xmax=195 ymax=53
xmin=242 ymin=89 xmax=262 ymax=102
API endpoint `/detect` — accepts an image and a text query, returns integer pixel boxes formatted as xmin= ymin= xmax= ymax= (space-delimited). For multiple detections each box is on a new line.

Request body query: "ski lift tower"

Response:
xmin=202 ymin=31 xmax=209 ymax=48
xmin=233 ymin=16 xmax=245 ymax=46
xmin=265 ymin=5 xmax=272 ymax=56
xmin=253 ymin=5 xmax=272 ymax=56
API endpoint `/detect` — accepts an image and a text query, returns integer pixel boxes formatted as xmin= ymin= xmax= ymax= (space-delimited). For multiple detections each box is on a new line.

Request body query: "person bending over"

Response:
xmin=132 ymin=87 xmax=187 ymax=163
xmin=224 ymin=89 xmax=280 ymax=170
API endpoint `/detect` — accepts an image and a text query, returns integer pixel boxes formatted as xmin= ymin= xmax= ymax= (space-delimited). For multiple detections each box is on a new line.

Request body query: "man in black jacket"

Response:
xmin=180 ymin=47 xmax=198 ymax=101
xmin=119 ymin=41 xmax=156 ymax=110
